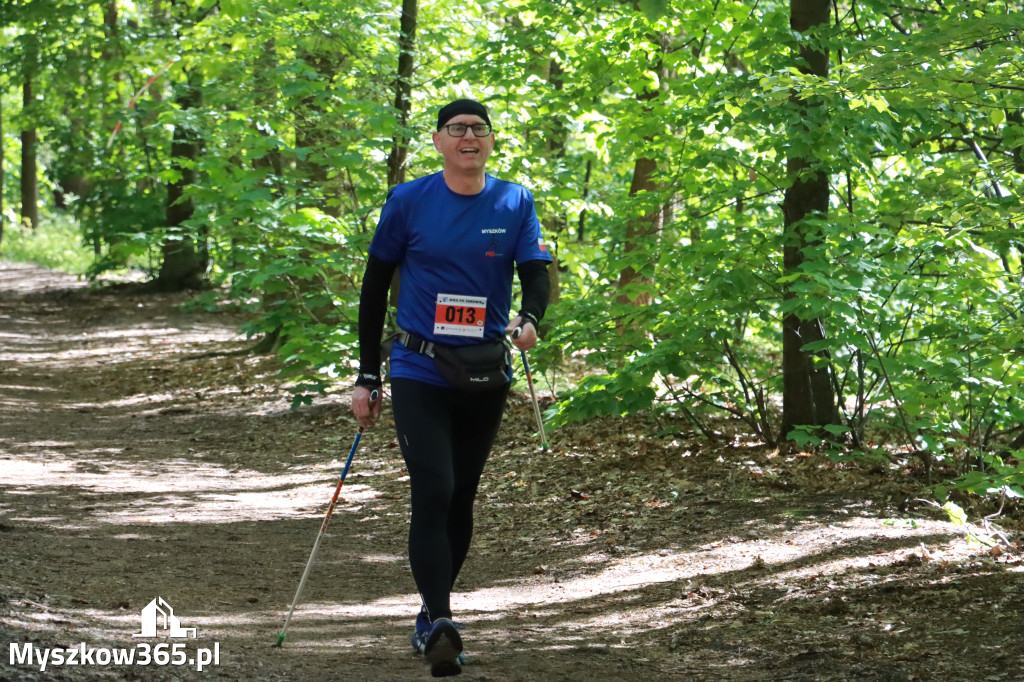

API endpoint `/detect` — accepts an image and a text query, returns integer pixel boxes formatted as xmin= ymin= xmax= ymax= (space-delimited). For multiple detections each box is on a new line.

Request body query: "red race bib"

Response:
xmin=434 ymin=294 xmax=487 ymax=338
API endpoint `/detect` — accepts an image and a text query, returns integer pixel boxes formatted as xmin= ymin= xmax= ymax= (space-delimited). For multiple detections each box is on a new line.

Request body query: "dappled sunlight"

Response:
xmin=356 ymin=553 xmax=406 ymax=565
xmin=0 ymin=384 xmax=60 ymax=394
xmin=148 ymin=513 xmax=972 ymax=655
xmin=1 ymin=383 xmax=295 ymax=419
xmin=0 ymin=451 xmax=385 ymax=527
xmin=89 ymin=482 xmax=379 ymax=526
xmin=3 ymin=263 xmax=1022 ymax=681
xmin=1 ymin=326 xmax=245 ymax=364
xmin=7 ymin=507 xmax=980 ymax=656
xmin=0 ymin=301 xmax=247 ymax=379
xmin=448 ymin=517 xmax=973 ymax=619
xmin=0 ymin=390 xmax=175 ymax=414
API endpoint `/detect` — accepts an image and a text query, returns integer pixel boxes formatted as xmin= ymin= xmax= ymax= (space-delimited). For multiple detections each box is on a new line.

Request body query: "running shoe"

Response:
xmin=423 ymin=617 xmax=463 ymax=678
xmin=412 ymin=609 xmax=468 ymax=662
xmin=410 ymin=608 xmax=432 ymax=654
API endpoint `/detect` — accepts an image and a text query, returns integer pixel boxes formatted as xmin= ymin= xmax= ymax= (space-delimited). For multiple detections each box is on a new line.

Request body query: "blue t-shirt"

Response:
xmin=369 ymin=171 xmax=552 ymax=386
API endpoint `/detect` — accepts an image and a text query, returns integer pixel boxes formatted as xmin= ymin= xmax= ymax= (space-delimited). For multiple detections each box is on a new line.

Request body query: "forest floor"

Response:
xmin=1 ymin=260 xmax=1022 ymax=682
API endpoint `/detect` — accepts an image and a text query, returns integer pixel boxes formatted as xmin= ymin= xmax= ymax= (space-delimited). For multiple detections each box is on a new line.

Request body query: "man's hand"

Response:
xmin=351 ymin=386 xmax=382 ymax=428
xmin=506 ymin=316 xmax=538 ymax=351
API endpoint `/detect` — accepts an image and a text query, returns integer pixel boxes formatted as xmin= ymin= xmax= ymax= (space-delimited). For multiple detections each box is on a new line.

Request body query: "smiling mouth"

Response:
xmin=459 ymin=147 xmax=480 ymax=155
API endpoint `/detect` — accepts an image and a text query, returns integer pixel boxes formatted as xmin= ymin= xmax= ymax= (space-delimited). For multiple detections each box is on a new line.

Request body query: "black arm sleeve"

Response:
xmin=356 ymin=254 xmax=399 ymax=386
xmin=516 ymin=259 xmax=551 ymax=328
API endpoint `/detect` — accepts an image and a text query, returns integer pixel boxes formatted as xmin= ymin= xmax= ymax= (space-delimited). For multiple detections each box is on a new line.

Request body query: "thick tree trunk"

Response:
xmin=387 ymin=0 xmax=418 ymax=188
xmin=156 ymin=68 xmax=206 ymax=291
xmin=616 ymin=155 xmax=661 ymax=306
xmin=780 ymin=0 xmax=837 ymax=440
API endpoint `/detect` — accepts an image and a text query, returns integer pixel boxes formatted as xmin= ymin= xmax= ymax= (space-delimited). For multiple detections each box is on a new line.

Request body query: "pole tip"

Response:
xmin=273 ymin=632 xmax=286 ymax=647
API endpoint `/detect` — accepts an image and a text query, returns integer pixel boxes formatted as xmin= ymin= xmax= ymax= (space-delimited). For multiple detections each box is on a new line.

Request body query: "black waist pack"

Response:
xmin=396 ymin=329 xmax=511 ymax=393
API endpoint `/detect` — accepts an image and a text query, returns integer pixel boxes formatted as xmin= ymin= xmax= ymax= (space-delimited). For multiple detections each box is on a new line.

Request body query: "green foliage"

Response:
xmin=936 ymin=452 xmax=1024 ymax=502
xmin=535 ymin=1 xmax=1022 ymax=440
xmin=0 ymin=214 xmax=94 ymax=274
xmin=3 ymin=0 xmax=1024 ymax=511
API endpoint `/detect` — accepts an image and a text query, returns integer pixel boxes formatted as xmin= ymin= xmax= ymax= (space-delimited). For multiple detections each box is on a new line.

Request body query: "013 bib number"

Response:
xmin=434 ymin=293 xmax=486 ymax=338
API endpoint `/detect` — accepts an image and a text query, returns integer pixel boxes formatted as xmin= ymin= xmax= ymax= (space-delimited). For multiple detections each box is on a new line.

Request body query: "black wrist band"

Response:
xmin=355 ymin=373 xmax=383 ymax=389
xmin=518 ymin=311 xmax=540 ymax=328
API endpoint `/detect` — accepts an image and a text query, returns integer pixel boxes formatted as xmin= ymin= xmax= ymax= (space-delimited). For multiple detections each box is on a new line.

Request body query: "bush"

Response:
xmin=0 ymin=213 xmax=94 ymax=274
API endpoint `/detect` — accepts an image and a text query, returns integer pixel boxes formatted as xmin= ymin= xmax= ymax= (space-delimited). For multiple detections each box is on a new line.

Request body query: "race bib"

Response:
xmin=434 ymin=293 xmax=487 ymax=338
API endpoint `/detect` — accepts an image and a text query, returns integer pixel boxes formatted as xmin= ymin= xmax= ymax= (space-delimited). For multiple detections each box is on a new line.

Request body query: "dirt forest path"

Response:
xmin=1 ymin=260 xmax=1022 ymax=682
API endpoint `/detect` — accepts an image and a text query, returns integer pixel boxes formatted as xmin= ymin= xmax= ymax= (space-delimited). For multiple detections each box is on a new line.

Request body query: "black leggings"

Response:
xmin=391 ymin=377 xmax=509 ymax=622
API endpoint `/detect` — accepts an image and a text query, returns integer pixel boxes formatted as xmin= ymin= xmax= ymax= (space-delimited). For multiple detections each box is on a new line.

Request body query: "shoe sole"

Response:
xmin=425 ymin=619 xmax=463 ymax=677
xmin=430 ymin=659 xmax=462 ymax=678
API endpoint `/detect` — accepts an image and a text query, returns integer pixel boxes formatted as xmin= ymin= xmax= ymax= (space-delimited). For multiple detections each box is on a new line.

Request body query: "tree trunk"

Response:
xmin=387 ymin=0 xmax=418 ymax=188
xmin=1 ymin=93 xmax=5 ymax=246
xmin=615 ymin=5 xmax=668 ymax=307
xmin=780 ymin=0 xmax=837 ymax=440
xmin=578 ymin=158 xmax=591 ymax=243
xmin=1007 ymin=109 xmax=1024 ymax=277
xmin=615 ymin=20 xmax=666 ymax=307
xmin=156 ymin=67 xmax=206 ymax=291
xmin=616 ymin=155 xmax=661 ymax=306
xmin=251 ymin=38 xmax=287 ymax=351
xmin=294 ymin=50 xmax=342 ymax=218
xmin=384 ymin=0 xmax=419 ymax=307
xmin=21 ymin=62 xmax=39 ymax=231
xmin=542 ymin=58 xmax=568 ymax=304
xmin=290 ymin=48 xmax=345 ymax=320
xmin=252 ymin=40 xmax=283 ymax=181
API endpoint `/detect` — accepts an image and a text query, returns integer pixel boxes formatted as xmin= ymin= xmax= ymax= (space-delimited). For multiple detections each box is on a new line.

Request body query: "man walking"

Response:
xmin=351 ymin=98 xmax=551 ymax=677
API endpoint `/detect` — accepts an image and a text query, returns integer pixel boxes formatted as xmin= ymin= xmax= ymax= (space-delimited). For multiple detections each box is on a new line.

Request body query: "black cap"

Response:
xmin=436 ymin=99 xmax=491 ymax=130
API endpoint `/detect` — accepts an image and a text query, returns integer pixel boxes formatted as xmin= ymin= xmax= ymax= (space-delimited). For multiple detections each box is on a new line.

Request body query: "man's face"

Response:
xmin=432 ymin=114 xmax=495 ymax=174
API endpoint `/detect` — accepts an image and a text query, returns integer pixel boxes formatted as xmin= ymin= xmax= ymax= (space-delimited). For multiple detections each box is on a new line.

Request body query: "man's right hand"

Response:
xmin=351 ymin=385 xmax=382 ymax=428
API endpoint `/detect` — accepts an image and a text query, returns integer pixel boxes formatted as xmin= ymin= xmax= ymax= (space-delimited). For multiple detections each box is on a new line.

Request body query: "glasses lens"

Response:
xmin=445 ymin=123 xmax=490 ymax=137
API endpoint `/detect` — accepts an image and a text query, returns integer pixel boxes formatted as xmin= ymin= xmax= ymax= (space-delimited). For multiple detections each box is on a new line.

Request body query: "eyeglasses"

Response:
xmin=441 ymin=123 xmax=492 ymax=137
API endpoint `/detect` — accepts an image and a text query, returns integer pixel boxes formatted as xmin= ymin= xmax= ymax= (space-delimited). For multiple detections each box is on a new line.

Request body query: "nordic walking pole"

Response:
xmin=512 ymin=327 xmax=548 ymax=452
xmin=274 ymin=390 xmax=377 ymax=647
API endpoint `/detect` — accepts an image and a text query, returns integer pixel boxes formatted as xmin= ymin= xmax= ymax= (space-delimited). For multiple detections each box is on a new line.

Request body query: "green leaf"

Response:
xmin=942 ymin=501 xmax=967 ymax=527
xmin=637 ymin=0 xmax=670 ymax=21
